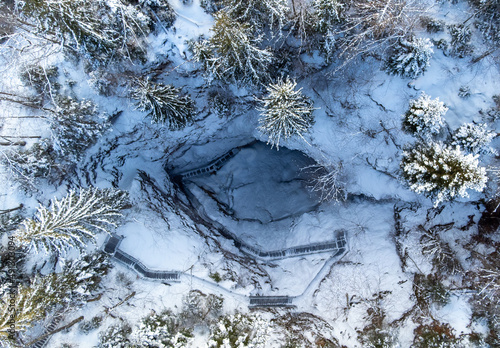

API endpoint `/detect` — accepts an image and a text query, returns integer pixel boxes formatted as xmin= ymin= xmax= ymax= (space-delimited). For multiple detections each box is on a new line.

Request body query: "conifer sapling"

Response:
xmin=258 ymin=78 xmax=315 ymax=149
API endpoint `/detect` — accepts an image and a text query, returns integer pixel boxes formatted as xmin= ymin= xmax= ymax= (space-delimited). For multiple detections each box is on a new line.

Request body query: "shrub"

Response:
xmin=402 ymin=92 xmax=447 ymax=140
xmin=451 ymin=123 xmax=496 ymax=155
xmin=385 ymin=37 xmax=434 ymax=79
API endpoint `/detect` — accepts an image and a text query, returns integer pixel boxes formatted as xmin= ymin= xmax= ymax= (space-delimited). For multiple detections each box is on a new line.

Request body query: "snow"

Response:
xmin=1 ymin=0 xmax=500 ymax=346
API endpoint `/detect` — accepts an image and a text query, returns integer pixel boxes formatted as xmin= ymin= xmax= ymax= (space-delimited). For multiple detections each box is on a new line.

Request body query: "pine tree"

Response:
xmin=385 ymin=37 xmax=434 ymax=79
xmin=14 ymin=187 xmax=129 ymax=254
xmin=258 ymin=78 xmax=315 ymax=149
xmin=51 ymin=96 xmax=110 ymax=161
xmin=131 ymin=310 xmax=192 ymax=348
xmin=0 ymin=275 xmax=55 ymax=339
xmin=402 ymin=92 xmax=448 ymax=140
xmin=191 ymin=11 xmax=273 ymax=85
xmin=97 ymin=323 xmax=133 ymax=348
xmin=313 ymin=0 xmax=344 ymax=33
xmin=207 ymin=312 xmax=270 ymax=348
xmin=222 ymin=0 xmax=288 ymax=32
xmin=18 ymin=0 xmax=152 ymax=62
xmin=131 ymin=79 xmax=195 ymax=130
xmin=401 ymin=142 xmax=488 ymax=206
xmin=451 ymin=123 xmax=497 ymax=155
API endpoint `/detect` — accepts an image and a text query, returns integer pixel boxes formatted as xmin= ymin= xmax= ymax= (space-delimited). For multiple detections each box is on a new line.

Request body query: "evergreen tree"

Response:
xmin=313 ymin=0 xmax=344 ymax=33
xmin=0 ymin=275 xmax=56 ymax=340
xmin=258 ymin=78 xmax=315 ymax=149
xmin=17 ymin=0 xmax=152 ymax=62
xmin=191 ymin=11 xmax=273 ymax=85
xmin=131 ymin=310 xmax=192 ymax=348
xmin=207 ymin=312 xmax=270 ymax=348
xmin=401 ymin=142 xmax=488 ymax=206
xmin=14 ymin=187 xmax=129 ymax=254
xmin=97 ymin=323 xmax=133 ymax=348
xmin=385 ymin=37 xmax=434 ymax=79
xmin=402 ymin=92 xmax=447 ymax=140
xmin=131 ymin=79 xmax=195 ymax=130
xmin=51 ymin=96 xmax=111 ymax=161
xmin=451 ymin=123 xmax=497 ymax=155
xmin=222 ymin=0 xmax=288 ymax=32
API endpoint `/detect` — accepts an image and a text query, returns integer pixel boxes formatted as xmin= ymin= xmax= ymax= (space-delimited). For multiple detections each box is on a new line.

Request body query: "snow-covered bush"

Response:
xmin=131 ymin=310 xmax=192 ymax=347
xmin=258 ymin=78 xmax=315 ymax=149
xmin=448 ymin=24 xmax=473 ymax=58
xmin=402 ymin=92 xmax=447 ymax=140
xmin=1 ymin=139 xmax=65 ymax=189
xmin=401 ymin=142 xmax=488 ymax=206
xmin=451 ymin=123 xmax=496 ymax=155
xmin=458 ymin=85 xmax=471 ymax=98
xmin=472 ymin=0 xmax=500 ymax=43
xmin=305 ymin=162 xmax=346 ymax=203
xmin=190 ymin=11 xmax=273 ymax=85
xmin=420 ymin=16 xmax=445 ymax=33
xmin=51 ymin=96 xmax=111 ymax=161
xmin=385 ymin=37 xmax=434 ymax=79
xmin=131 ymin=79 xmax=195 ymax=130
xmin=207 ymin=312 xmax=271 ymax=348
xmin=221 ymin=0 xmax=288 ymax=32
xmin=313 ymin=0 xmax=344 ymax=33
xmin=412 ymin=322 xmax=458 ymax=348
xmin=14 ymin=187 xmax=129 ymax=254
xmin=97 ymin=323 xmax=133 ymax=348
xmin=413 ymin=274 xmax=450 ymax=307
xmin=138 ymin=0 xmax=176 ymax=29
xmin=180 ymin=290 xmax=224 ymax=327
xmin=79 ymin=315 xmax=103 ymax=334
xmin=20 ymin=64 xmax=60 ymax=97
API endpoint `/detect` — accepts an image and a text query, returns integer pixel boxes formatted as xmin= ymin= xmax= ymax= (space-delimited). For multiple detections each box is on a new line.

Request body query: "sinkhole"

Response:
xmin=174 ymin=141 xmax=338 ymax=251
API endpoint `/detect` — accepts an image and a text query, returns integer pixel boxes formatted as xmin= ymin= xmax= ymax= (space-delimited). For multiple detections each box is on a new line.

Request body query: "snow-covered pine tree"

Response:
xmin=451 ymin=123 xmax=497 ymax=155
xmin=0 ymin=275 xmax=53 ymax=340
xmin=200 ymin=0 xmax=287 ymax=32
xmin=313 ymin=0 xmax=344 ymax=33
xmin=1 ymin=138 xmax=65 ymax=190
xmin=401 ymin=142 xmax=488 ymax=206
xmin=402 ymin=92 xmax=447 ymax=140
xmin=385 ymin=37 xmax=434 ymax=79
xmin=191 ymin=11 xmax=273 ymax=85
xmin=97 ymin=323 xmax=133 ymax=348
xmin=131 ymin=310 xmax=192 ymax=348
xmin=448 ymin=24 xmax=473 ymax=58
xmin=207 ymin=312 xmax=271 ymax=348
xmin=472 ymin=0 xmax=500 ymax=43
xmin=131 ymin=79 xmax=195 ymax=130
xmin=51 ymin=95 xmax=110 ymax=161
xmin=14 ymin=187 xmax=129 ymax=254
xmin=258 ymin=78 xmax=315 ymax=149
xmin=17 ymin=0 xmax=151 ymax=62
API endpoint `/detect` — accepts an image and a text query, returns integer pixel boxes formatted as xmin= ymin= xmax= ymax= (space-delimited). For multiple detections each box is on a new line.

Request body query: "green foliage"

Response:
xmin=258 ymin=78 xmax=315 ymax=149
xmin=97 ymin=323 xmax=133 ymax=348
xmin=79 ymin=315 xmax=103 ymax=334
xmin=448 ymin=24 xmax=473 ymax=58
xmin=412 ymin=321 xmax=458 ymax=348
xmin=132 ymin=79 xmax=195 ymax=130
xmin=385 ymin=37 xmax=433 ymax=79
xmin=14 ymin=187 xmax=129 ymax=254
xmin=132 ymin=310 xmax=193 ymax=347
xmin=191 ymin=11 xmax=273 ymax=85
xmin=19 ymin=0 xmax=152 ymax=63
xmin=401 ymin=142 xmax=488 ymax=206
xmin=20 ymin=64 xmax=60 ymax=97
xmin=313 ymin=0 xmax=344 ymax=33
xmin=1 ymin=138 xmax=66 ymax=189
xmin=207 ymin=312 xmax=270 ymax=348
xmin=413 ymin=274 xmax=450 ymax=307
xmin=51 ymin=95 xmax=111 ymax=161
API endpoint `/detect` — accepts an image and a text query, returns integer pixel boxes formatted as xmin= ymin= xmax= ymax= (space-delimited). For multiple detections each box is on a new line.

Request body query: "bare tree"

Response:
xmin=329 ymin=0 xmax=428 ymax=73
xmin=305 ymin=162 xmax=346 ymax=203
